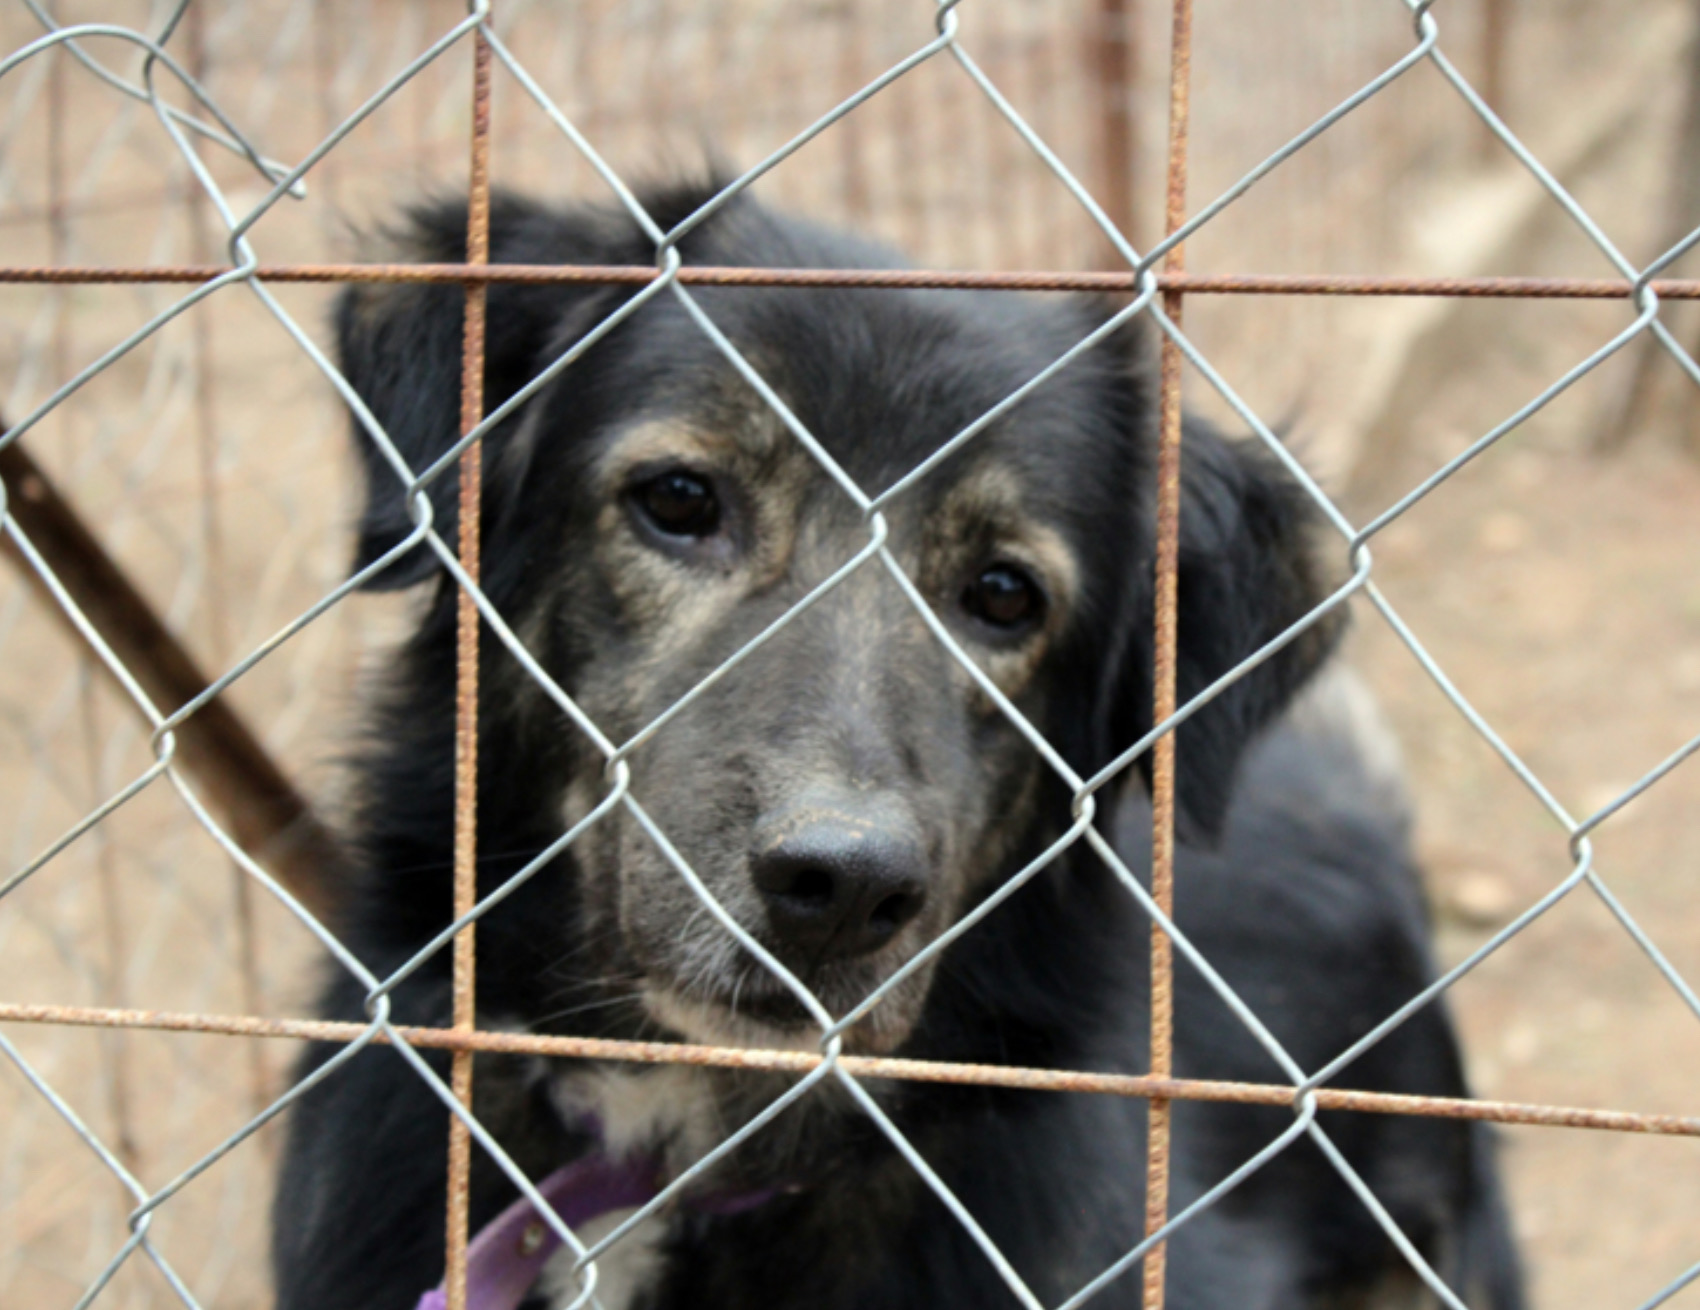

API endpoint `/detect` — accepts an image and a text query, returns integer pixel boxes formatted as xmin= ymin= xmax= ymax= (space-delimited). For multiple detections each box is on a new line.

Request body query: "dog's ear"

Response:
xmin=336 ymin=191 xmax=654 ymax=589
xmin=1114 ymin=419 xmax=1342 ymax=840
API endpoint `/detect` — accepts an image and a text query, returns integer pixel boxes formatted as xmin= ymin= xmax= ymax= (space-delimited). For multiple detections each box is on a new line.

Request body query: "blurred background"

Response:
xmin=2 ymin=1 xmax=1699 ymax=1305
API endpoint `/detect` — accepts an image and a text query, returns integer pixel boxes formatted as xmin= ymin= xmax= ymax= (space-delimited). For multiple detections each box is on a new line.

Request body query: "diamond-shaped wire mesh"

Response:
xmin=3 ymin=1 xmax=1700 ymax=1308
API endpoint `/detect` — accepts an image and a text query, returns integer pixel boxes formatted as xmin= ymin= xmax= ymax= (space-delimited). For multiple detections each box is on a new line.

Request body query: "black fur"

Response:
xmin=274 ymin=184 xmax=1523 ymax=1310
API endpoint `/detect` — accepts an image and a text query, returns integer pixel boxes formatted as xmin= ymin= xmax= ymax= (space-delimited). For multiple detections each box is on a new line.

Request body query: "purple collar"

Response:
xmin=416 ymin=1154 xmax=658 ymax=1310
xmin=416 ymin=1156 xmax=782 ymax=1310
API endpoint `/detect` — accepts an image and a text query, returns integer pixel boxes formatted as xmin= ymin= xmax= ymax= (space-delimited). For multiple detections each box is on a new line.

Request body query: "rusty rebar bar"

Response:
xmin=444 ymin=25 xmax=494 ymax=1310
xmin=1144 ymin=1 xmax=1193 ymax=1305
xmin=3 ymin=265 xmax=1698 ymax=298
xmin=5 ymin=1000 xmax=1696 ymax=1140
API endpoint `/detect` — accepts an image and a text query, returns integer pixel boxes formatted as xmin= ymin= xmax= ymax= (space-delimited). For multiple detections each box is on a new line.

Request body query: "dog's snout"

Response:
xmin=751 ymin=815 xmax=928 ymax=961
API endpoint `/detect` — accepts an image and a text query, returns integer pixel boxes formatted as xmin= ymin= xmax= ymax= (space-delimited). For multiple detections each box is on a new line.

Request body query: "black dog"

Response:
xmin=273 ymin=183 xmax=1523 ymax=1310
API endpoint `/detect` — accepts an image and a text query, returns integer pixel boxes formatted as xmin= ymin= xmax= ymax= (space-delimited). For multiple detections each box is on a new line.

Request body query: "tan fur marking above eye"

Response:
xmin=930 ymin=465 xmax=1080 ymax=608
xmin=924 ymin=461 xmax=1082 ymax=702
xmin=590 ymin=417 xmax=815 ymax=672
xmin=593 ymin=419 xmax=725 ymax=496
xmin=594 ymin=410 xmax=791 ymax=491
xmin=1006 ymin=527 xmax=1080 ymax=627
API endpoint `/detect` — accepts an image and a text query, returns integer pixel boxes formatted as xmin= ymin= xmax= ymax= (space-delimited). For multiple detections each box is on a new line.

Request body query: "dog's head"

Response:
xmin=338 ymin=185 xmax=1336 ymax=1054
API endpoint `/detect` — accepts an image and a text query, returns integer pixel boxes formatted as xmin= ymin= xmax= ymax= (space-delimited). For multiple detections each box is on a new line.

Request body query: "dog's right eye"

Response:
xmin=632 ymin=470 xmax=722 ymax=539
xmin=962 ymin=563 xmax=1045 ymax=631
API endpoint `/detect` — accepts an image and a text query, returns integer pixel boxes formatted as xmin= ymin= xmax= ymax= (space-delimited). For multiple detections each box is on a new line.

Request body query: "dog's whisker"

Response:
xmin=529 ymin=993 xmax=649 ymax=1028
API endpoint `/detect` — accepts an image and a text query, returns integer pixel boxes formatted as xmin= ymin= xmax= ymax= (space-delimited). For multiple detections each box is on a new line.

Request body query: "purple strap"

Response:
xmin=416 ymin=1154 xmax=660 ymax=1310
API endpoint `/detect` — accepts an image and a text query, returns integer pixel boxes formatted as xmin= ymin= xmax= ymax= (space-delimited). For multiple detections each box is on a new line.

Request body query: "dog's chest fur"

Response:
xmin=548 ymin=1064 xmax=725 ymax=1166
xmin=531 ymin=1065 xmax=718 ymax=1310
xmin=536 ymin=1207 xmax=667 ymax=1310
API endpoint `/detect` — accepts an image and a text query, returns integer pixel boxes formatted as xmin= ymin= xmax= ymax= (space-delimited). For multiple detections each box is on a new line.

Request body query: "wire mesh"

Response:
xmin=3 ymin=1 xmax=1700 ymax=1309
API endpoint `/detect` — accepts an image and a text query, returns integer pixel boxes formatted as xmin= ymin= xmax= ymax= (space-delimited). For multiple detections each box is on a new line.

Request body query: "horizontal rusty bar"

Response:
xmin=0 ymin=263 xmax=1695 ymax=299
xmin=3 ymin=1000 xmax=1695 ymax=1138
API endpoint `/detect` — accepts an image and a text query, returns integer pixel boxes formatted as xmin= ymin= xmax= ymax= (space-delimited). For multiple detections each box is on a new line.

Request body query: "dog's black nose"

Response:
xmin=751 ymin=816 xmax=928 ymax=961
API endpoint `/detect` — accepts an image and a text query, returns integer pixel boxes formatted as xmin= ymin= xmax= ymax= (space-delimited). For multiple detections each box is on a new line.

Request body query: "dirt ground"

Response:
xmin=1315 ymin=76 xmax=1700 ymax=1301
xmin=1351 ymin=421 xmax=1700 ymax=1310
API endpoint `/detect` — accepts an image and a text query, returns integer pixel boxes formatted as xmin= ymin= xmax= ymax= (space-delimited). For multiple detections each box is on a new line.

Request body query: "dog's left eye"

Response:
xmin=963 ymin=564 xmax=1044 ymax=630
xmin=632 ymin=470 xmax=721 ymax=538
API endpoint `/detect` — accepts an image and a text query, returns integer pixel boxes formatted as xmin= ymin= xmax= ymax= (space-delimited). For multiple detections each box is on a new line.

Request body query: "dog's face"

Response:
xmin=552 ymin=304 xmax=1114 ymax=1054
xmin=339 ymin=187 xmax=1334 ymax=1057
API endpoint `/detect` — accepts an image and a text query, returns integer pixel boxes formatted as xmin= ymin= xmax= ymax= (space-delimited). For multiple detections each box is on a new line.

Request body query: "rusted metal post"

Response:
xmin=444 ymin=23 xmax=494 ymax=1310
xmin=1145 ymin=0 xmax=1192 ymax=1306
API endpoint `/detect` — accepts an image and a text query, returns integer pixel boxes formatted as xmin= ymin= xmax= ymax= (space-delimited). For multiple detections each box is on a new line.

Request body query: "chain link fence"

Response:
xmin=2 ymin=0 xmax=1700 ymax=1307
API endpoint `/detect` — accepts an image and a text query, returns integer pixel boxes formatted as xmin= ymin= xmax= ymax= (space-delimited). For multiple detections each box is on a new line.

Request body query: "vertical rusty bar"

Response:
xmin=445 ymin=23 xmax=494 ymax=1310
xmin=1145 ymin=0 xmax=1192 ymax=1307
xmin=1095 ymin=0 xmax=1140 ymax=261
